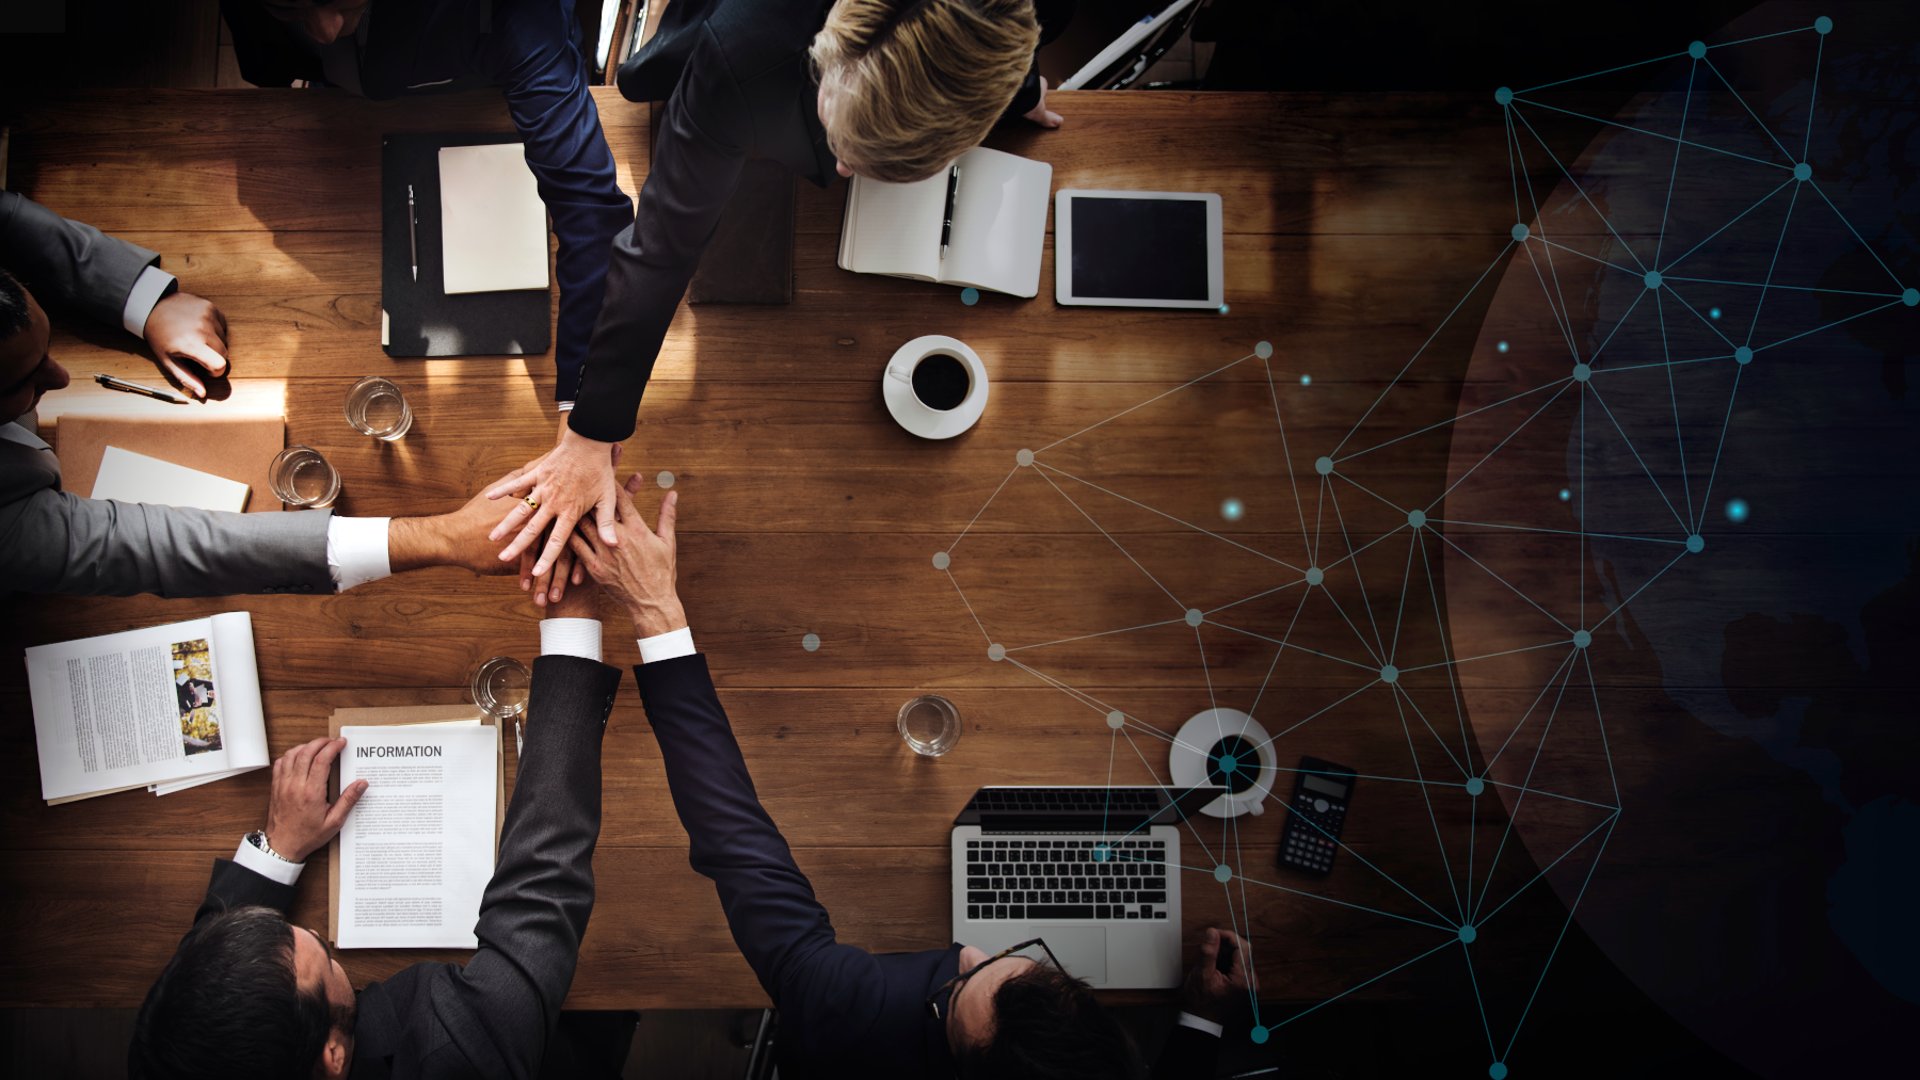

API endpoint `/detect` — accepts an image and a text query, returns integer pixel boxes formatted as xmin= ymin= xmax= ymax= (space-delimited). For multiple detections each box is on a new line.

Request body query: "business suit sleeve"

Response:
xmin=635 ymin=654 xmax=897 ymax=1055
xmin=403 ymin=655 xmax=618 ymax=1078
xmin=1150 ymin=1024 xmax=1223 ymax=1080
xmin=568 ymin=27 xmax=750 ymax=442
xmin=0 ymin=483 xmax=335 ymax=597
xmin=218 ymin=0 xmax=323 ymax=87
xmin=0 ymin=191 xmax=158 ymax=329
xmin=486 ymin=1 xmax=634 ymax=407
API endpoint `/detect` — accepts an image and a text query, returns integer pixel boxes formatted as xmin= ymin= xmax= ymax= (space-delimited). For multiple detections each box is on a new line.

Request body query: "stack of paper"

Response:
xmin=329 ymin=707 xmax=502 ymax=949
xmin=91 ymin=446 xmax=250 ymax=512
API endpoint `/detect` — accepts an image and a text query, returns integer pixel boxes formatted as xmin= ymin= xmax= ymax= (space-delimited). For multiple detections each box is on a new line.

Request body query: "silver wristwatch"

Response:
xmin=246 ymin=829 xmax=296 ymax=864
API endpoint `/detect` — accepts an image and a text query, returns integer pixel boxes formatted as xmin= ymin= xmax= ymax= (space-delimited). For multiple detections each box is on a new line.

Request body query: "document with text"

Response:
xmin=336 ymin=722 xmax=498 ymax=948
xmin=24 ymin=612 xmax=266 ymax=803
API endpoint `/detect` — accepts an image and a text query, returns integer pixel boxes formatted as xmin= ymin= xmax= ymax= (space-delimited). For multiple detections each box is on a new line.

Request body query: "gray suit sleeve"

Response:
xmin=0 ymin=486 xmax=335 ymax=597
xmin=0 ymin=190 xmax=160 ymax=328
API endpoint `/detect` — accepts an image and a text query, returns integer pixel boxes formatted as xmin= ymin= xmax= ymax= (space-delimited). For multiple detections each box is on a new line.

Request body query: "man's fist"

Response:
xmin=142 ymin=290 xmax=230 ymax=400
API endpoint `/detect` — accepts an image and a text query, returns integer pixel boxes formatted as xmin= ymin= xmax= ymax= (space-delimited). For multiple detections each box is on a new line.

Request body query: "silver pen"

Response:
xmin=93 ymin=372 xmax=188 ymax=405
xmin=407 ymin=183 xmax=419 ymax=282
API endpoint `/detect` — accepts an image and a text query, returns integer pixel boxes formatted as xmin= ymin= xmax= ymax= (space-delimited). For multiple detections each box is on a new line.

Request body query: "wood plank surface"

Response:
xmin=0 ymin=88 xmax=1589 ymax=1010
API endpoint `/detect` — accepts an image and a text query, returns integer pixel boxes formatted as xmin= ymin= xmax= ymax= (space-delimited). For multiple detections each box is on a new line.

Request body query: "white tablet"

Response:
xmin=1054 ymin=189 xmax=1224 ymax=309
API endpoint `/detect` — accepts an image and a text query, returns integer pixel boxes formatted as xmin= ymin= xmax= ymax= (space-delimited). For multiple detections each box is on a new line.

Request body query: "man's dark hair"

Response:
xmin=957 ymin=966 xmax=1147 ymax=1080
xmin=0 ymin=268 xmax=31 ymax=341
xmin=129 ymin=905 xmax=347 ymax=1080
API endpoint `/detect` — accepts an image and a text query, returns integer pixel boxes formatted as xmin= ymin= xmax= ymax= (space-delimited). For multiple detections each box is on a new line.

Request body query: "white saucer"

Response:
xmin=883 ymin=335 xmax=989 ymax=440
xmin=1170 ymin=708 xmax=1279 ymax=818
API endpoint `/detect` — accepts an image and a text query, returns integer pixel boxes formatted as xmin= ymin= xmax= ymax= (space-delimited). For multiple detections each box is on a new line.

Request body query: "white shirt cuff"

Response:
xmin=556 ymin=401 xmax=576 ymax=412
xmin=121 ymin=265 xmax=177 ymax=337
xmin=325 ymin=516 xmax=393 ymax=592
xmin=233 ymin=834 xmax=304 ymax=886
xmin=638 ymin=626 xmax=696 ymax=663
xmin=540 ymin=618 xmax=604 ymax=661
xmin=1176 ymin=1012 xmax=1224 ymax=1038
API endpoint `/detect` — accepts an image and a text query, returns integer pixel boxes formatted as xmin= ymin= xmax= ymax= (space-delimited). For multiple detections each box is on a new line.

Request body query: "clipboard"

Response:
xmin=326 ymin=704 xmax=506 ymax=945
xmin=55 ymin=413 xmax=285 ymax=513
xmin=380 ymin=132 xmax=551 ymax=359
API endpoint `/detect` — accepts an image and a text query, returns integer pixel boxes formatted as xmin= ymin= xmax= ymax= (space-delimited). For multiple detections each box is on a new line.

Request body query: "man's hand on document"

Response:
xmin=264 ymin=736 xmax=368 ymax=862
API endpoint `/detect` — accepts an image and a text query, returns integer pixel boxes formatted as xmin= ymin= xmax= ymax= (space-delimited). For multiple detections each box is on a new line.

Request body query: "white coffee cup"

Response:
xmin=883 ymin=335 xmax=989 ymax=440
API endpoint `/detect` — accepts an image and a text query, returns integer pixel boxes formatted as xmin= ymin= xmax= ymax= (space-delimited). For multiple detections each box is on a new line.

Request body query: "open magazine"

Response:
xmin=24 ymin=612 xmax=267 ymax=804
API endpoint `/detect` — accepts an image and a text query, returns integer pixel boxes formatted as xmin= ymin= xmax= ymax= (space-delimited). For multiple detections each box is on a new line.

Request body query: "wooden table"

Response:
xmin=0 ymin=87 xmax=1582 ymax=1011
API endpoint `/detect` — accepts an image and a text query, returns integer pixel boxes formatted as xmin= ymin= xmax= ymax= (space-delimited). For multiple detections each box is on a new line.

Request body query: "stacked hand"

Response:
xmin=142 ymin=290 xmax=230 ymax=400
xmin=263 ymin=736 xmax=368 ymax=863
xmin=567 ymin=472 xmax=685 ymax=638
xmin=486 ymin=423 xmax=623 ymax=605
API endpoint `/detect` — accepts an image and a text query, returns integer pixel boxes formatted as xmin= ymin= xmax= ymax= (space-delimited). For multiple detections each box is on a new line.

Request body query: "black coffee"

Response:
xmin=911 ymin=353 xmax=971 ymax=411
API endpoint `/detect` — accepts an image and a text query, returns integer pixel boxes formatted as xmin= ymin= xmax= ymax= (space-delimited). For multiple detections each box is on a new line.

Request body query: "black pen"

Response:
xmin=939 ymin=164 xmax=959 ymax=259
xmin=407 ymin=183 xmax=419 ymax=282
xmin=93 ymin=372 xmax=188 ymax=405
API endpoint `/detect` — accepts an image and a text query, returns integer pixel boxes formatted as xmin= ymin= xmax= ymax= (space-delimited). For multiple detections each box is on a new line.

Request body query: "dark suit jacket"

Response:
xmin=166 ymin=655 xmax=620 ymax=1079
xmin=223 ymin=0 xmax=633 ymax=407
xmin=634 ymin=653 xmax=1222 ymax=1079
xmin=570 ymin=0 xmax=1053 ymax=442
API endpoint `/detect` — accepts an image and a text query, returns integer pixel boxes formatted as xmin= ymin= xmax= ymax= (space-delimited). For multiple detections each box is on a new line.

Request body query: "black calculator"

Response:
xmin=1277 ymin=756 xmax=1356 ymax=875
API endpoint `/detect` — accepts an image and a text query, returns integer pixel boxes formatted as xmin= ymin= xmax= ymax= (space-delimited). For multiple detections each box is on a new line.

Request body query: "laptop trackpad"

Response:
xmin=1037 ymin=926 xmax=1108 ymax=985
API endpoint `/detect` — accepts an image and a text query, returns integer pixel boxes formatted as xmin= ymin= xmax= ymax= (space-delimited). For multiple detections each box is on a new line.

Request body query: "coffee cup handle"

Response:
xmin=887 ymin=364 xmax=912 ymax=384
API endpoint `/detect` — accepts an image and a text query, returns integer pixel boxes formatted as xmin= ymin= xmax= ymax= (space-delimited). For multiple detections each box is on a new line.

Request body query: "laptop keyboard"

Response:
xmin=965 ymin=838 xmax=1170 ymax=921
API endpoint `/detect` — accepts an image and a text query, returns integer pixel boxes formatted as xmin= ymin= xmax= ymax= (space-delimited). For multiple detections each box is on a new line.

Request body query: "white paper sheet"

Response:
xmin=91 ymin=446 xmax=249 ymax=512
xmin=336 ymin=723 xmax=498 ymax=948
xmin=438 ymin=142 xmax=550 ymax=294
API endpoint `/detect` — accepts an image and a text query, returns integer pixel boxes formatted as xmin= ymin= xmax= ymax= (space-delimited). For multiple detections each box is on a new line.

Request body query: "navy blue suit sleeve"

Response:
xmin=569 ymin=26 xmax=749 ymax=442
xmin=487 ymin=0 xmax=635 ymax=407
xmin=1151 ymin=1023 xmax=1224 ymax=1079
xmin=634 ymin=654 xmax=895 ymax=1047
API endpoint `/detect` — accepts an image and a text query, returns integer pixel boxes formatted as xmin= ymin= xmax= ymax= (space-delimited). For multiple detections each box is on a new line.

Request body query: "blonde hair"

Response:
xmin=811 ymin=0 xmax=1040 ymax=183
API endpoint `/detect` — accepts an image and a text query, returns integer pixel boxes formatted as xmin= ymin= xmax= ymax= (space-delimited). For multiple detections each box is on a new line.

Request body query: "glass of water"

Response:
xmin=345 ymin=375 xmax=413 ymax=440
xmin=470 ymin=656 xmax=531 ymax=719
xmin=268 ymin=445 xmax=340 ymax=508
xmin=898 ymin=695 xmax=961 ymax=756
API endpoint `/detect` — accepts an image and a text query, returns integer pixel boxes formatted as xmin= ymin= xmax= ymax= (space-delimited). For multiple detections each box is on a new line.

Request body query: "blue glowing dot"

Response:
xmin=1572 ymin=362 xmax=1591 ymax=382
xmin=1726 ymin=498 xmax=1750 ymax=523
xmin=1494 ymin=86 xmax=1513 ymax=105
xmin=1687 ymin=40 xmax=1707 ymax=59
xmin=1305 ymin=567 xmax=1325 ymax=587
xmin=1709 ymin=306 xmax=1722 ymax=320
xmin=1794 ymin=162 xmax=1812 ymax=182
xmin=1644 ymin=270 xmax=1663 ymax=289
xmin=1220 ymin=497 xmax=1246 ymax=522
xmin=1558 ymin=488 xmax=1571 ymax=502
xmin=1093 ymin=844 xmax=1110 ymax=862
xmin=1314 ymin=455 xmax=1334 ymax=475
xmin=1686 ymin=534 xmax=1705 ymax=554
xmin=1185 ymin=607 xmax=1205 ymax=627
xmin=1380 ymin=664 xmax=1399 ymax=684
xmin=1250 ymin=1026 xmax=1270 ymax=1045
xmin=1299 ymin=374 xmax=1312 ymax=386
xmin=960 ymin=287 xmax=979 ymax=306
xmin=802 ymin=633 xmax=821 ymax=652
xmin=1218 ymin=303 xmax=1230 ymax=314
xmin=1511 ymin=223 xmax=1529 ymax=242
xmin=1490 ymin=1063 xmax=1509 ymax=1080
xmin=1573 ymin=629 xmax=1592 ymax=649
xmin=1496 ymin=340 xmax=1510 ymax=353
xmin=932 ymin=551 xmax=951 ymax=570
xmin=1218 ymin=753 xmax=1239 ymax=775
xmin=988 ymin=643 xmax=1006 ymax=661
xmin=1016 ymin=448 xmax=1035 ymax=466
xmin=1408 ymin=509 xmax=1427 ymax=529
xmin=1465 ymin=777 xmax=1485 ymax=797
xmin=1459 ymin=924 xmax=1478 ymax=944
xmin=1214 ymin=864 xmax=1233 ymax=883
xmin=1815 ymin=16 xmax=1833 ymax=35
xmin=1903 ymin=288 xmax=1918 ymax=307
xmin=1735 ymin=346 xmax=1754 ymax=365
xmin=1254 ymin=340 xmax=1274 ymax=359
xmin=1106 ymin=710 xmax=1126 ymax=729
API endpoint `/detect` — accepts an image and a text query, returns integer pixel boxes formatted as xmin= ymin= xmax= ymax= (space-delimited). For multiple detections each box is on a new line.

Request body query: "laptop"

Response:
xmin=949 ymin=784 xmax=1223 ymax=989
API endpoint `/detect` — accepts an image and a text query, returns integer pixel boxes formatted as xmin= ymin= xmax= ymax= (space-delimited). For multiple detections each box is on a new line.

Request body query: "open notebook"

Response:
xmin=838 ymin=147 xmax=1051 ymax=298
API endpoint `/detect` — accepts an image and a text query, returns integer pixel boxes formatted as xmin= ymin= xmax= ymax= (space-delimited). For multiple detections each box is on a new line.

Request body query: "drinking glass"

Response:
xmin=268 ymin=445 xmax=340 ymax=508
xmin=898 ymin=695 xmax=961 ymax=756
xmin=470 ymin=656 xmax=530 ymax=719
xmin=345 ymin=376 xmax=413 ymax=440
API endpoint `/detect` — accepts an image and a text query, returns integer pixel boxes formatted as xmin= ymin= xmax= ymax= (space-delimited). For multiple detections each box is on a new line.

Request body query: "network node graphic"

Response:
xmin=931 ymin=19 xmax=1909 ymax=1070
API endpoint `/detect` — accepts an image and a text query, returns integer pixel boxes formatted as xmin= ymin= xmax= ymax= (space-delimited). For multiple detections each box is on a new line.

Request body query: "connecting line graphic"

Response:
xmin=919 ymin=18 xmax=1911 ymax=1077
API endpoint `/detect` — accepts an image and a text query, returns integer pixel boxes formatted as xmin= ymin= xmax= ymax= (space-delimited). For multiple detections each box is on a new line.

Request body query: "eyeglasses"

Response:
xmin=925 ymin=937 xmax=1064 ymax=1022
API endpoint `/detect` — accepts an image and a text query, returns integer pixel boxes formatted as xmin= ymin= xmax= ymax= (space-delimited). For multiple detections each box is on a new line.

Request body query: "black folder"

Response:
xmin=381 ymin=132 xmax=551 ymax=359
